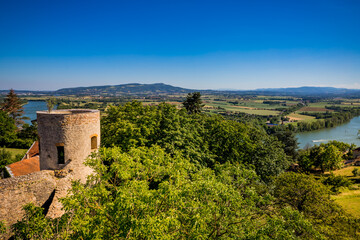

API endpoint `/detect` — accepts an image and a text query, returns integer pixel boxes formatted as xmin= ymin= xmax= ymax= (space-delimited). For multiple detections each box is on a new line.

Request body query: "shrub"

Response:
xmin=322 ymin=173 xmax=352 ymax=194
xmin=352 ymin=168 xmax=359 ymax=177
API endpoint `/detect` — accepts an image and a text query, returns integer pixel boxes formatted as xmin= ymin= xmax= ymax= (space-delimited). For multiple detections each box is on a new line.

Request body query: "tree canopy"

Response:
xmin=4 ymin=100 xmax=360 ymax=239
xmin=101 ymin=101 xmax=289 ymax=182
xmin=1 ymin=89 xmax=26 ymax=126
xmin=182 ymin=92 xmax=204 ymax=114
xmin=9 ymin=147 xmax=336 ymax=239
xmin=298 ymin=141 xmax=349 ymax=173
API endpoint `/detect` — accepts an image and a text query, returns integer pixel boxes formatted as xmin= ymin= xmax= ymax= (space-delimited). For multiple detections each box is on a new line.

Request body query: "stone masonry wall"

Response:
xmin=0 ymin=170 xmax=57 ymax=226
xmin=37 ymin=110 xmax=100 ymax=183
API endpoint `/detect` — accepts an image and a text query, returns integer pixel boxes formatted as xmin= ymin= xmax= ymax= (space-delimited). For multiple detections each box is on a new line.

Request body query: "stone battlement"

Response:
xmin=36 ymin=109 xmax=99 ymax=115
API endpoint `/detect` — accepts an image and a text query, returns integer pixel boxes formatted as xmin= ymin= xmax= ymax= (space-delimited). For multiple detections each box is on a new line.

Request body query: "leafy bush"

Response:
xmin=10 ymin=147 xmax=332 ymax=239
xmin=352 ymin=168 xmax=359 ymax=177
xmin=0 ymin=147 xmax=19 ymax=176
xmin=322 ymin=173 xmax=352 ymax=194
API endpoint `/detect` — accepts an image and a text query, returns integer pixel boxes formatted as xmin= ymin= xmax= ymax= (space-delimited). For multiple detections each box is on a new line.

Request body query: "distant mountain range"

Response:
xmin=55 ymin=83 xmax=192 ymax=95
xmin=1 ymin=83 xmax=360 ymax=97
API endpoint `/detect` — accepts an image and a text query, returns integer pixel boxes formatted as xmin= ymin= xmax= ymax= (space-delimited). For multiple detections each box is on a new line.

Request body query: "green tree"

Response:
xmin=352 ymin=168 xmax=359 ymax=177
xmin=0 ymin=147 xmax=24 ymax=178
xmin=274 ymin=172 xmax=340 ymax=219
xmin=299 ymin=142 xmax=347 ymax=173
xmin=1 ymin=89 xmax=26 ymax=126
xmin=273 ymin=172 xmax=360 ymax=239
xmin=11 ymin=146 xmax=359 ymax=239
xmin=11 ymin=203 xmax=69 ymax=240
xmin=268 ymin=129 xmax=299 ymax=160
xmin=101 ymin=101 xmax=289 ymax=181
xmin=322 ymin=173 xmax=352 ymax=194
xmin=17 ymin=123 xmax=38 ymax=141
xmin=313 ymin=145 xmax=343 ymax=173
xmin=11 ymin=146 xmax=328 ymax=239
xmin=298 ymin=149 xmax=313 ymax=172
xmin=46 ymin=97 xmax=57 ymax=113
xmin=0 ymin=111 xmax=17 ymax=147
xmin=182 ymin=92 xmax=204 ymax=114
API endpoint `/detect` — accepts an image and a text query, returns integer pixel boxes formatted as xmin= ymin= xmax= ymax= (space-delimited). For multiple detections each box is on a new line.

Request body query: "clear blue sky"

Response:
xmin=0 ymin=0 xmax=359 ymax=90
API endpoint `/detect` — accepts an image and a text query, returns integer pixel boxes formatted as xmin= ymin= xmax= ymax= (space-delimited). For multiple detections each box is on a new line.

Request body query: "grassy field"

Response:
xmin=287 ymin=113 xmax=316 ymax=122
xmin=330 ymin=166 xmax=360 ymax=217
xmin=204 ymin=103 xmax=281 ymax=115
xmin=225 ymin=108 xmax=280 ymax=115
xmin=308 ymin=101 xmax=359 ymax=109
xmin=4 ymin=148 xmax=27 ymax=158
xmin=332 ymin=166 xmax=360 ymax=177
xmin=204 ymin=98 xmax=286 ymax=116
xmin=333 ymin=188 xmax=360 ymax=217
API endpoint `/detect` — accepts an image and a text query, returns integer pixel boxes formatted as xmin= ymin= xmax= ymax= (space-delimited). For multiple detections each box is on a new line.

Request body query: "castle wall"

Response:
xmin=0 ymin=109 xmax=101 ymax=238
xmin=37 ymin=110 xmax=100 ymax=182
xmin=0 ymin=171 xmax=56 ymax=226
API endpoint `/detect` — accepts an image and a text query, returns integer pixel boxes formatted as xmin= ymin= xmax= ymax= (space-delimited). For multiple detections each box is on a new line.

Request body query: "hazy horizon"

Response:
xmin=1 ymin=0 xmax=359 ymax=91
xmin=2 ymin=82 xmax=360 ymax=93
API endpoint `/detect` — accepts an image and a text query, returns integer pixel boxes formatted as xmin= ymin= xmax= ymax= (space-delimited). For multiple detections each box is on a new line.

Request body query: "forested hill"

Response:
xmin=2 ymin=84 xmax=360 ymax=97
xmin=55 ymin=83 xmax=193 ymax=95
xmin=55 ymin=84 xmax=360 ymax=96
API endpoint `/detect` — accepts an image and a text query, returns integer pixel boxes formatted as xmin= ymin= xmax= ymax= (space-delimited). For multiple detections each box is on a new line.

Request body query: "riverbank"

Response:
xmin=296 ymin=116 xmax=360 ymax=149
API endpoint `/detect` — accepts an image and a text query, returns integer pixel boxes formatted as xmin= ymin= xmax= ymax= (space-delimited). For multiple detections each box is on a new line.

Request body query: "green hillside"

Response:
xmin=55 ymin=83 xmax=193 ymax=96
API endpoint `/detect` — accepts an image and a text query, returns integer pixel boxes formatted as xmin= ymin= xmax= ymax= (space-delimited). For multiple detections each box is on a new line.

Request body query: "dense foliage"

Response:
xmin=273 ymin=172 xmax=360 ymax=239
xmin=4 ymin=100 xmax=360 ymax=239
xmin=0 ymin=110 xmax=36 ymax=149
xmin=298 ymin=141 xmax=354 ymax=173
xmin=0 ymin=90 xmax=38 ymax=149
xmin=0 ymin=147 xmax=24 ymax=177
xmin=101 ymin=101 xmax=290 ymax=182
xmin=0 ymin=89 xmax=27 ymax=126
xmin=182 ymin=92 xmax=204 ymax=114
xmin=8 ymin=147 xmax=360 ymax=239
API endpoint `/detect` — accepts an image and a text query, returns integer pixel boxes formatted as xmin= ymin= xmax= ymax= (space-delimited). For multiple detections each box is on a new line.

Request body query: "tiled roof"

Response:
xmin=22 ymin=141 xmax=39 ymax=160
xmin=6 ymin=156 xmax=40 ymax=177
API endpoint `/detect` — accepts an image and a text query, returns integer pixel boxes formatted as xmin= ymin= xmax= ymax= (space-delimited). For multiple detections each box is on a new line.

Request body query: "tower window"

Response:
xmin=91 ymin=136 xmax=97 ymax=150
xmin=57 ymin=146 xmax=65 ymax=164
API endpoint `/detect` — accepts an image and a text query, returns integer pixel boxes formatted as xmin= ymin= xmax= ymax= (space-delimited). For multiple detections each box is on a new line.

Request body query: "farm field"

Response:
xmin=297 ymin=106 xmax=333 ymax=113
xmin=307 ymin=101 xmax=359 ymax=109
xmin=21 ymin=95 xmax=360 ymax=123
xmin=287 ymin=113 xmax=316 ymax=122
xmin=203 ymin=97 xmax=291 ymax=116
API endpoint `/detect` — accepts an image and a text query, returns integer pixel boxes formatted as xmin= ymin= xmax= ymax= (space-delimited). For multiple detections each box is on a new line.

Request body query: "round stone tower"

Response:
xmin=37 ymin=109 xmax=100 ymax=181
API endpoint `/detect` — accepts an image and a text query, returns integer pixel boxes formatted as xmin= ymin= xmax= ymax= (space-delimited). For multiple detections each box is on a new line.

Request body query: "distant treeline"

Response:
xmin=295 ymin=107 xmax=360 ymax=132
xmin=223 ymin=105 xmax=360 ymax=134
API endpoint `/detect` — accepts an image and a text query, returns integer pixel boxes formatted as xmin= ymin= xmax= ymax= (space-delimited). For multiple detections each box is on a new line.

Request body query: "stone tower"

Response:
xmin=37 ymin=109 xmax=100 ymax=182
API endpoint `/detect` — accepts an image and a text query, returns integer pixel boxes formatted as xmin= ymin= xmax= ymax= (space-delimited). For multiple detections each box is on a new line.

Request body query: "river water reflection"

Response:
xmin=296 ymin=116 xmax=360 ymax=149
xmin=23 ymin=101 xmax=49 ymax=125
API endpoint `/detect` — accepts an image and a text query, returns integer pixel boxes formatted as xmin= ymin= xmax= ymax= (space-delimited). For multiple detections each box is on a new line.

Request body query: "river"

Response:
xmin=296 ymin=116 xmax=360 ymax=149
xmin=23 ymin=101 xmax=53 ymax=125
xmin=22 ymin=101 xmax=360 ymax=148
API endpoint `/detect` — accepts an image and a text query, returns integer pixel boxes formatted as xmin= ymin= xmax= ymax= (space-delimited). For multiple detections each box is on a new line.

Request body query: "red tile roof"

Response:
xmin=22 ymin=141 xmax=39 ymax=160
xmin=6 ymin=156 xmax=40 ymax=177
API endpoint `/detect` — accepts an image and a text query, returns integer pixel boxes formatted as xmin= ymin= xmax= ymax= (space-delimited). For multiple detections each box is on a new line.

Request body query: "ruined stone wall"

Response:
xmin=0 ymin=170 xmax=56 ymax=226
xmin=37 ymin=109 xmax=100 ymax=182
xmin=0 ymin=109 xmax=101 ymax=238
